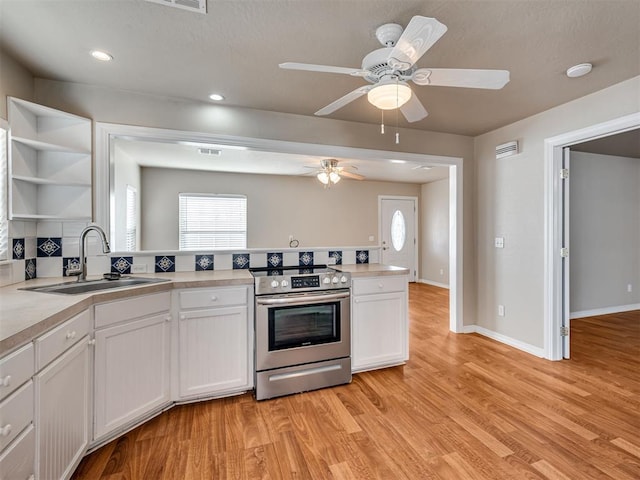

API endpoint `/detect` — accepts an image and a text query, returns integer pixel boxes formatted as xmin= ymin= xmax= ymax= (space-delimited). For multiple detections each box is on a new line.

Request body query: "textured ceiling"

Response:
xmin=1 ymin=0 xmax=639 ymax=137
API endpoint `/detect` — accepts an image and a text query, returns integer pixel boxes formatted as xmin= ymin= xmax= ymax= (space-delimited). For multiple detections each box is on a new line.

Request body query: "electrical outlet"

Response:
xmin=628 ymin=284 xmax=633 ymax=293
xmin=368 ymin=235 xmax=375 ymax=242
xmin=495 ymin=237 xmax=505 ymax=248
xmin=439 ymin=269 xmax=444 ymax=276
xmin=131 ymin=264 xmax=147 ymax=274
xmin=498 ymin=304 xmax=505 ymax=316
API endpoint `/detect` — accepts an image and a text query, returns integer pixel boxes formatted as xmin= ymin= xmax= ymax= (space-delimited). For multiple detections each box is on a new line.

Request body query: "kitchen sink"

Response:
xmin=20 ymin=277 xmax=169 ymax=295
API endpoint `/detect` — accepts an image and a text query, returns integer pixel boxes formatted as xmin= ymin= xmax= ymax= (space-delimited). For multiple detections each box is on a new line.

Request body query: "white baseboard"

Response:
xmin=570 ymin=303 xmax=640 ymax=319
xmin=417 ymin=278 xmax=450 ymax=289
xmin=462 ymin=325 xmax=545 ymax=358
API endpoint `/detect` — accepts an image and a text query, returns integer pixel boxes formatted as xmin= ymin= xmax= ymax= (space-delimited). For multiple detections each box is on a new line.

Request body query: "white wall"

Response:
xmin=420 ymin=178 xmax=449 ymax=286
xmin=569 ymin=151 xmax=640 ymax=314
xmin=0 ymin=48 xmax=35 ymax=119
xmin=474 ymin=76 xmax=640 ymax=348
xmin=141 ymin=167 xmax=420 ymax=251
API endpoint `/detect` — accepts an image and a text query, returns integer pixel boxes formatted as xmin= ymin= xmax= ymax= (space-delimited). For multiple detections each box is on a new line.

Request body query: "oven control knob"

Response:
xmin=281 ymin=280 xmax=289 ymax=287
xmin=323 ymin=277 xmax=331 ymax=285
xmin=270 ymin=280 xmax=280 ymax=288
xmin=332 ymin=276 xmax=339 ymax=284
xmin=340 ymin=276 xmax=348 ymax=283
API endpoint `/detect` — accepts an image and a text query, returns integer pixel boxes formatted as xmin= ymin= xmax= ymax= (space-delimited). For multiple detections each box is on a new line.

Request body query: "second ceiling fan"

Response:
xmin=280 ymin=16 xmax=510 ymax=123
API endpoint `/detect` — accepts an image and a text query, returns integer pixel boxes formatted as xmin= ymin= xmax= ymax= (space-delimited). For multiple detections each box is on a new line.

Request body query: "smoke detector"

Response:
xmin=145 ymin=0 xmax=206 ymax=14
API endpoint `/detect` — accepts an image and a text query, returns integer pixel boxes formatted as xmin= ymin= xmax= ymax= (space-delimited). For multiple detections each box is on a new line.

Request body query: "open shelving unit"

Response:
xmin=8 ymin=97 xmax=92 ymax=221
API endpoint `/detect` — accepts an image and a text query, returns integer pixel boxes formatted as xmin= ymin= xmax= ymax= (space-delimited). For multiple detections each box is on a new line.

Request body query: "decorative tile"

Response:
xmin=299 ymin=251 xmax=314 ymax=266
xmin=111 ymin=256 xmax=133 ymax=274
xmin=12 ymin=238 xmax=25 ymax=260
xmin=267 ymin=252 xmax=283 ymax=268
xmin=25 ymin=258 xmax=37 ymax=280
xmin=63 ymin=257 xmax=81 ymax=277
xmin=232 ymin=253 xmax=250 ymax=269
xmin=195 ymin=254 xmax=214 ymax=271
xmin=37 ymin=237 xmax=62 ymax=257
xmin=356 ymin=250 xmax=369 ymax=264
xmin=155 ymin=255 xmax=176 ymax=273
xmin=328 ymin=250 xmax=342 ymax=265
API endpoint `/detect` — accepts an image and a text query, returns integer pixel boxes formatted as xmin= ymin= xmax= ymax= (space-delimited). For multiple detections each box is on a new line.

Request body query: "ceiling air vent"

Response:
xmin=145 ymin=0 xmax=206 ymax=14
xmin=496 ymin=141 xmax=519 ymax=159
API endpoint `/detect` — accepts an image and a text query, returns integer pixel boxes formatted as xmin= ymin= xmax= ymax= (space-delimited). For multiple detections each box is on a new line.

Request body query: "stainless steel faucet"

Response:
xmin=75 ymin=224 xmax=111 ymax=282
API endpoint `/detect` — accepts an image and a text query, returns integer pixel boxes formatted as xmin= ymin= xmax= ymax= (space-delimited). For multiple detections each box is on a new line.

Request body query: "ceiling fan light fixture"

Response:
xmin=367 ymin=81 xmax=412 ymax=110
xmin=317 ymin=171 xmax=330 ymax=185
xmin=329 ymin=171 xmax=341 ymax=184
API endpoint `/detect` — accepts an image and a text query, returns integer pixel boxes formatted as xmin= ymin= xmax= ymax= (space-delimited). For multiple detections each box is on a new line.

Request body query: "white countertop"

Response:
xmin=0 ymin=264 xmax=408 ymax=355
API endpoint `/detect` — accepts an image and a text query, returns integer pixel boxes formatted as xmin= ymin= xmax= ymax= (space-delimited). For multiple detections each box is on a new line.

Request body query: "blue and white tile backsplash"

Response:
xmin=155 ymin=255 xmax=176 ymax=273
xmin=356 ymin=250 xmax=369 ymax=264
xmin=111 ymin=256 xmax=133 ymax=274
xmin=195 ymin=254 xmax=214 ymax=271
xmin=299 ymin=251 xmax=314 ymax=266
xmin=266 ymin=252 xmax=283 ymax=268
xmin=37 ymin=237 xmax=62 ymax=257
xmin=232 ymin=253 xmax=250 ymax=269
xmin=12 ymin=238 xmax=25 ymax=260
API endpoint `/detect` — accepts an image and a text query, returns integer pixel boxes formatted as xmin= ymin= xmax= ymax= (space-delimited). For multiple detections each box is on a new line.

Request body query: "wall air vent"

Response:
xmin=496 ymin=141 xmax=519 ymax=159
xmin=145 ymin=0 xmax=206 ymax=14
xmin=198 ymin=148 xmax=221 ymax=156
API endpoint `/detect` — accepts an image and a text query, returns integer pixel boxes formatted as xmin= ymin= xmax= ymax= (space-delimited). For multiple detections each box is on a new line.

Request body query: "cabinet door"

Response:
xmin=179 ymin=305 xmax=250 ymax=398
xmin=35 ymin=337 xmax=90 ymax=480
xmin=351 ymin=292 xmax=408 ymax=372
xmin=94 ymin=313 xmax=171 ymax=440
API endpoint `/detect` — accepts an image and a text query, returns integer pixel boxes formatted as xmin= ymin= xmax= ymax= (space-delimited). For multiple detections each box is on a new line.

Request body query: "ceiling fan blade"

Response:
xmin=315 ymin=85 xmax=372 ymax=116
xmin=387 ymin=16 xmax=447 ymax=70
xmin=340 ymin=170 xmax=365 ymax=180
xmin=412 ymin=68 xmax=510 ymax=89
xmin=400 ymin=94 xmax=428 ymax=122
xmin=279 ymin=62 xmax=368 ymax=77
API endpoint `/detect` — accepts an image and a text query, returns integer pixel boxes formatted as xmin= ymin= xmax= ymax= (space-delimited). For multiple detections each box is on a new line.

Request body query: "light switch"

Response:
xmin=495 ymin=237 xmax=505 ymax=248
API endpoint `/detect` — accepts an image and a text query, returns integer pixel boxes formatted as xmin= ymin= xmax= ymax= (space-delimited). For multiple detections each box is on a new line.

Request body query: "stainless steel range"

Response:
xmin=251 ymin=265 xmax=351 ymax=400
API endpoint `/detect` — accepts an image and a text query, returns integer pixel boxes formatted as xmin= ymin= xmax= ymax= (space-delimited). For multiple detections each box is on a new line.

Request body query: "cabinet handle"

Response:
xmin=66 ymin=330 xmax=77 ymax=340
xmin=88 ymin=339 xmax=96 ymax=346
xmin=180 ymin=314 xmax=186 ymax=320
xmin=210 ymin=296 xmax=218 ymax=302
xmin=28 ymin=475 xmax=35 ymax=480
xmin=378 ymin=283 xmax=384 ymax=289
xmin=165 ymin=316 xmax=172 ymax=322
xmin=0 ymin=375 xmax=10 ymax=387
xmin=0 ymin=424 xmax=11 ymax=436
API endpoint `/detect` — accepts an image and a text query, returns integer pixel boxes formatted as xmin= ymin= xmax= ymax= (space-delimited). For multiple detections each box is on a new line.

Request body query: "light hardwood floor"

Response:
xmin=72 ymin=284 xmax=640 ymax=479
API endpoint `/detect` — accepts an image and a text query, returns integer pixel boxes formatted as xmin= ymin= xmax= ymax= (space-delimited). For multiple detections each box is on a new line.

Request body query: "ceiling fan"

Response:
xmin=280 ymin=16 xmax=510 ymax=123
xmin=308 ymin=159 xmax=364 ymax=186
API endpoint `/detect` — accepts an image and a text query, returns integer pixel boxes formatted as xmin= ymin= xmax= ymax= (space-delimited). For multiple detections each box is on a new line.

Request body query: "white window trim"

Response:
xmin=0 ymin=118 xmax=9 ymax=263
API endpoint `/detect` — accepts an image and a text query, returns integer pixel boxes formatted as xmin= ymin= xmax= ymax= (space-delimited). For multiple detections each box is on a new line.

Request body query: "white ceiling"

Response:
xmin=0 ymin=0 xmax=638 ymax=182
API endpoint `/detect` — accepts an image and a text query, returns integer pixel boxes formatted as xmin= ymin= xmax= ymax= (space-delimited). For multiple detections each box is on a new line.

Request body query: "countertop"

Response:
xmin=0 ymin=264 xmax=408 ymax=355
xmin=0 ymin=270 xmax=253 ymax=355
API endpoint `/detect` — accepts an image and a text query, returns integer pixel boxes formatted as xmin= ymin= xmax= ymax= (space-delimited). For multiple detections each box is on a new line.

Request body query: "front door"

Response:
xmin=379 ymin=196 xmax=417 ymax=281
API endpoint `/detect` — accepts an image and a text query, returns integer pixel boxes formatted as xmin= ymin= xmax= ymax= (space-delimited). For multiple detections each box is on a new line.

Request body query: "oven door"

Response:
xmin=255 ymin=289 xmax=350 ymax=371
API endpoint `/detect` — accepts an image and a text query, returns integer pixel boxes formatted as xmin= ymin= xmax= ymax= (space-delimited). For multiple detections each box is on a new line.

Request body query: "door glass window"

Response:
xmin=391 ymin=210 xmax=406 ymax=251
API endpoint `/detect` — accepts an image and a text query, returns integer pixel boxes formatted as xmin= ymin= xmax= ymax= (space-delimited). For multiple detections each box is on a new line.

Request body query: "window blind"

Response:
xmin=125 ymin=185 xmax=137 ymax=251
xmin=0 ymin=122 xmax=8 ymax=262
xmin=179 ymin=193 xmax=247 ymax=250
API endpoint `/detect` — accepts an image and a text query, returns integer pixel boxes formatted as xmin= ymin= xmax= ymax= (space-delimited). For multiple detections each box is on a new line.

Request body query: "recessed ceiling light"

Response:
xmin=209 ymin=93 xmax=224 ymax=101
xmin=566 ymin=63 xmax=592 ymax=78
xmin=390 ymin=159 xmax=407 ymax=164
xmin=91 ymin=50 xmax=113 ymax=62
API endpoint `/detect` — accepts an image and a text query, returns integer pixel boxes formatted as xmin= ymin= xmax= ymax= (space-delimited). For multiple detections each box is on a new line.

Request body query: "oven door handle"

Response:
xmin=256 ymin=291 xmax=350 ymax=306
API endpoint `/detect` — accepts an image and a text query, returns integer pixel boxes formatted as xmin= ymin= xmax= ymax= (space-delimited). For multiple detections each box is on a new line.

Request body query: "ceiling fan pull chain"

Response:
xmin=395 ymin=79 xmax=400 ymax=144
xmin=381 ymin=110 xmax=385 ymax=134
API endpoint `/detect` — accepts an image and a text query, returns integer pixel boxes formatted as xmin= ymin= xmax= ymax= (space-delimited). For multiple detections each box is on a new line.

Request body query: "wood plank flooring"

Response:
xmin=72 ymin=284 xmax=640 ymax=479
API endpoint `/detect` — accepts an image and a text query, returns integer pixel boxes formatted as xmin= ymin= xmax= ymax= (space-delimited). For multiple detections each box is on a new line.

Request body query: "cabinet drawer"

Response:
xmin=178 ymin=287 xmax=247 ymax=309
xmin=35 ymin=310 xmax=91 ymax=370
xmin=0 ymin=424 xmax=35 ymax=480
xmin=0 ymin=380 xmax=33 ymax=452
xmin=0 ymin=343 xmax=34 ymax=402
xmin=352 ymin=276 xmax=407 ymax=296
xmin=95 ymin=292 xmax=171 ymax=329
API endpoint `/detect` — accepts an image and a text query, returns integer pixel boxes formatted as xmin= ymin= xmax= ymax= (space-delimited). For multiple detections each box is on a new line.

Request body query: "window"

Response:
xmin=0 ymin=120 xmax=8 ymax=262
xmin=125 ymin=185 xmax=137 ymax=251
xmin=390 ymin=209 xmax=406 ymax=252
xmin=179 ymin=193 xmax=247 ymax=250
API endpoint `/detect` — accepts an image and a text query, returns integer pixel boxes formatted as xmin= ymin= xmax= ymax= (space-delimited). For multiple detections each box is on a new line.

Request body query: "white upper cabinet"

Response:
xmin=7 ymin=97 xmax=92 ymax=220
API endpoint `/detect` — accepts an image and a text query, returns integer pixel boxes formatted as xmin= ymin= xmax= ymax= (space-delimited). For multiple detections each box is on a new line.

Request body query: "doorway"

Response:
xmin=379 ymin=196 xmax=418 ymax=282
xmin=544 ymin=112 xmax=640 ymax=360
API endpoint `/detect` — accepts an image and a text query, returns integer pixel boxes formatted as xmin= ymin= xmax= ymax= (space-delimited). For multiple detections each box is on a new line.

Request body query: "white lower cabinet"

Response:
xmin=351 ymin=275 xmax=409 ymax=372
xmin=35 ymin=338 xmax=90 ymax=480
xmin=0 ymin=425 xmax=35 ymax=480
xmin=93 ymin=293 xmax=171 ymax=441
xmin=176 ymin=287 xmax=252 ymax=400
